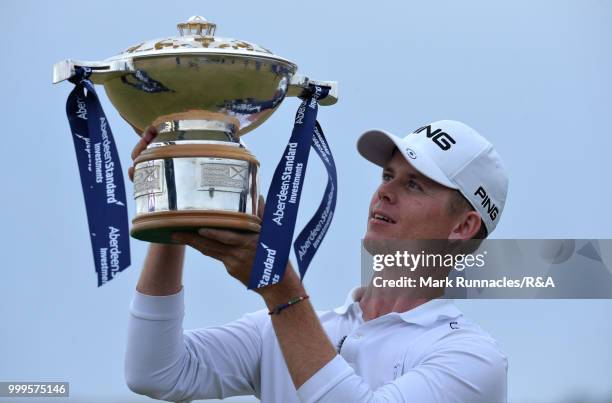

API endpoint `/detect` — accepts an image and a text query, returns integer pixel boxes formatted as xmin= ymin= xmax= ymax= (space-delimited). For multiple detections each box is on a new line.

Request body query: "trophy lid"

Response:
xmin=52 ymin=14 xmax=337 ymax=133
xmin=107 ymin=15 xmax=290 ymax=64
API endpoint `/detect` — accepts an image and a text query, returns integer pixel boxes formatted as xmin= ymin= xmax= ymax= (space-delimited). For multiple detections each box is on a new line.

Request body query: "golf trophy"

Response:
xmin=54 ymin=16 xmax=338 ymax=288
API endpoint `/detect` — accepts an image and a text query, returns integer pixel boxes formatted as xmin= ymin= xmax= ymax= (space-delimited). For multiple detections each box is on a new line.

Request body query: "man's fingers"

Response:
xmin=173 ymin=231 xmax=252 ymax=284
xmin=129 ymin=126 xmax=158 ymax=181
xmin=130 ymin=140 xmax=147 ymax=161
xmin=131 ymin=126 xmax=158 ymax=161
xmin=172 ymin=232 xmax=227 ymax=260
xmin=197 ymin=227 xmax=252 ymax=246
xmin=130 ymin=138 xmax=148 ymax=161
xmin=142 ymin=125 xmax=158 ymax=143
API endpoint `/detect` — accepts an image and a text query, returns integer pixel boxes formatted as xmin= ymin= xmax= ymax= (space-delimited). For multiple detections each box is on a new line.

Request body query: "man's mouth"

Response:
xmin=371 ymin=211 xmax=396 ymax=224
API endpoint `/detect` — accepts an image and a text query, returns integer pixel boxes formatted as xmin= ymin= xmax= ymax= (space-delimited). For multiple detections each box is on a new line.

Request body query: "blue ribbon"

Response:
xmin=66 ymin=67 xmax=131 ymax=286
xmin=293 ymin=122 xmax=337 ymax=279
xmin=249 ymin=85 xmax=337 ymax=289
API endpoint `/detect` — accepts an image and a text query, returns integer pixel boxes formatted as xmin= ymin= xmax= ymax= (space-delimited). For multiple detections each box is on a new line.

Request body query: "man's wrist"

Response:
xmin=258 ymin=267 xmax=306 ymax=309
xmin=151 ymin=243 xmax=186 ymax=251
xmin=136 ymin=243 xmax=186 ymax=296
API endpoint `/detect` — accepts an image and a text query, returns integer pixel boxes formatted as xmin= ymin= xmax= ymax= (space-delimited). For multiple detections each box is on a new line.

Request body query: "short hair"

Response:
xmin=447 ymin=190 xmax=488 ymax=254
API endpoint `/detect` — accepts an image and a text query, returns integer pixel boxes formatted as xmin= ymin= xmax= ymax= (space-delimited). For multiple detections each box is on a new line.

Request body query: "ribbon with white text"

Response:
xmin=66 ymin=67 xmax=131 ymax=286
xmin=249 ymin=85 xmax=336 ymax=289
xmin=292 ymin=122 xmax=337 ymax=279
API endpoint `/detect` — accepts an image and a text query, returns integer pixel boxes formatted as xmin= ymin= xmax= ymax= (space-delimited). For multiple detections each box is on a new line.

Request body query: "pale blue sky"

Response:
xmin=1 ymin=1 xmax=611 ymax=402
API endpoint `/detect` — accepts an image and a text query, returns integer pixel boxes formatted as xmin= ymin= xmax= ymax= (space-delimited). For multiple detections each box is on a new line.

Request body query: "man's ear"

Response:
xmin=448 ymin=211 xmax=482 ymax=240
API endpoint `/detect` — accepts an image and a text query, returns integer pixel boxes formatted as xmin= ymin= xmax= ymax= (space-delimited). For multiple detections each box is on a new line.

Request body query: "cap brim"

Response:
xmin=357 ymin=129 xmax=399 ymax=166
xmin=357 ymin=129 xmax=458 ymax=190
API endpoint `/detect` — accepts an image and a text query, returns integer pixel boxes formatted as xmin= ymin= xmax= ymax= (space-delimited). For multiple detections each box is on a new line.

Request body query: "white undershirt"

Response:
xmin=125 ymin=287 xmax=507 ymax=403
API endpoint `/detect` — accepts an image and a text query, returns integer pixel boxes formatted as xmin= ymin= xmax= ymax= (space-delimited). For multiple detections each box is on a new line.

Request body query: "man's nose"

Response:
xmin=377 ymin=181 xmax=396 ymax=204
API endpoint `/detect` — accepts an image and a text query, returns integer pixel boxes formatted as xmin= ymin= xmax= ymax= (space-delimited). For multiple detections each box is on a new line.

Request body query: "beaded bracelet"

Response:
xmin=268 ymin=295 xmax=310 ymax=315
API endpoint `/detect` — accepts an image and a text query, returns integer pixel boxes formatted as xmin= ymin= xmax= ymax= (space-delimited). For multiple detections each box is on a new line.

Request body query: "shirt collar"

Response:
xmin=333 ymin=286 xmax=362 ymax=315
xmin=333 ymin=286 xmax=462 ymax=327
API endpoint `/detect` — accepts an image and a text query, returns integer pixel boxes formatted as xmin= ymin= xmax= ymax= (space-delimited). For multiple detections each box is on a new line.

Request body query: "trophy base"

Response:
xmin=131 ymin=210 xmax=261 ymax=244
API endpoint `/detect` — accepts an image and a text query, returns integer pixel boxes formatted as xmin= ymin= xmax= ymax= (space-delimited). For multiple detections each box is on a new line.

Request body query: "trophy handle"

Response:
xmin=52 ymin=59 xmax=135 ymax=85
xmin=287 ymin=74 xmax=338 ymax=106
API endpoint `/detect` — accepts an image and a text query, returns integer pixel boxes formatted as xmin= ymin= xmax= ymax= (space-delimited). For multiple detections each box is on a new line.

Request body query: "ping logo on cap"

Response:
xmin=414 ymin=125 xmax=456 ymax=151
xmin=474 ymin=186 xmax=499 ymax=221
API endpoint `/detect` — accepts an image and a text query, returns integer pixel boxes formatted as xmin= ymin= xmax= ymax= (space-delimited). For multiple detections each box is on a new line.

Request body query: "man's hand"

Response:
xmin=170 ymin=198 xmax=302 ymax=295
xmin=128 ymin=125 xmax=158 ymax=182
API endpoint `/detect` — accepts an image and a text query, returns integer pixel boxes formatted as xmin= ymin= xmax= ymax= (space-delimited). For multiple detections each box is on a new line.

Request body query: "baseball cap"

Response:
xmin=357 ymin=120 xmax=509 ymax=234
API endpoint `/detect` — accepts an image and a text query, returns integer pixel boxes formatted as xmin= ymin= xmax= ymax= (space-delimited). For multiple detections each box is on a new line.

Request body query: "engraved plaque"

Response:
xmin=199 ymin=161 xmax=248 ymax=192
xmin=134 ymin=161 xmax=164 ymax=198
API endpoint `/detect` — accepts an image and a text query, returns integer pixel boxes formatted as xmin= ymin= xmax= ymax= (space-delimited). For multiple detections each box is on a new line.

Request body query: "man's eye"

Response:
xmin=382 ymin=173 xmax=392 ymax=182
xmin=407 ymin=180 xmax=423 ymax=191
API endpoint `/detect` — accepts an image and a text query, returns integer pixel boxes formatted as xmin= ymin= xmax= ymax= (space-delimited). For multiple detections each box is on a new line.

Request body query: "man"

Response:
xmin=125 ymin=120 xmax=509 ymax=402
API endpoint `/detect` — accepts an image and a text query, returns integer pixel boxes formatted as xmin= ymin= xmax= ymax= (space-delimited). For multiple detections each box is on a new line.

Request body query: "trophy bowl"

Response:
xmin=54 ymin=16 xmax=337 ymax=244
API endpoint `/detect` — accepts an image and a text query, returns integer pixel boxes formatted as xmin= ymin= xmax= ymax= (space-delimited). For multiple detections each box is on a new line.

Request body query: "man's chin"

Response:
xmin=363 ymin=230 xmax=379 ymax=243
xmin=364 ymin=226 xmax=395 ymax=241
xmin=363 ymin=230 xmax=395 ymax=255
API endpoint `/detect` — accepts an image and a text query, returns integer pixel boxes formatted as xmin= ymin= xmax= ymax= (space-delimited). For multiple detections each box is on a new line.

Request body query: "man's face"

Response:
xmin=365 ymin=151 xmax=460 ymax=241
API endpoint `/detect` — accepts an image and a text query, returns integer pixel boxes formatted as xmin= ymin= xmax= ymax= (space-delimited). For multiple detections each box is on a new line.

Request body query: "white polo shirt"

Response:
xmin=125 ymin=287 xmax=507 ymax=403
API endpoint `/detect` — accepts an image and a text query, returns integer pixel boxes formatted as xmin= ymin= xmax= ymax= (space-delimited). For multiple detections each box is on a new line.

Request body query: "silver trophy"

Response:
xmin=53 ymin=16 xmax=338 ymax=243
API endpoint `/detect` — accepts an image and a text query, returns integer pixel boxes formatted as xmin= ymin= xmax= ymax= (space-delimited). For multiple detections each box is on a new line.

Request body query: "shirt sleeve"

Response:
xmin=124 ymin=287 xmax=264 ymax=402
xmin=297 ymin=337 xmax=507 ymax=403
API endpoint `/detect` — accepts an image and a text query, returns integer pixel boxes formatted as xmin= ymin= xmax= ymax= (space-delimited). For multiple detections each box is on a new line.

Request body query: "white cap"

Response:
xmin=357 ymin=120 xmax=509 ymax=234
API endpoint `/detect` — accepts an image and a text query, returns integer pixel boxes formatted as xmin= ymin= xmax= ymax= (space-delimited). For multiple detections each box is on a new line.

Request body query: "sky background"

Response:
xmin=1 ymin=0 xmax=611 ymax=402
